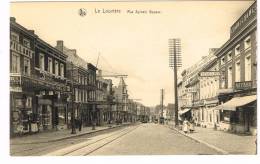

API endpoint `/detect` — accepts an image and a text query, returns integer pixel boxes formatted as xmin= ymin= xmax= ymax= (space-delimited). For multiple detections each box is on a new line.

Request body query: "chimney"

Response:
xmin=56 ymin=40 xmax=64 ymax=52
xmin=72 ymin=49 xmax=77 ymax=55
xmin=10 ymin=17 xmax=16 ymax=22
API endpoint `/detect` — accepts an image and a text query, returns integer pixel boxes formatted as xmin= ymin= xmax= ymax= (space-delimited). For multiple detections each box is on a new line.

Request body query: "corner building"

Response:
xmin=215 ymin=1 xmax=257 ymax=135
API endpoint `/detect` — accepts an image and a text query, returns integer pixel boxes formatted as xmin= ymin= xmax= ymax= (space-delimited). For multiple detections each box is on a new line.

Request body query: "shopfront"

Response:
xmin=216 ymin=94 xmax=256 ymax=135
xmin=10 ymin=92 xmax=36 ymax=136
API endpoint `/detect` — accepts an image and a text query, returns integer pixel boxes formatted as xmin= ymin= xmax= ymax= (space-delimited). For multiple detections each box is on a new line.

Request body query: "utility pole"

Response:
xmin=71 ymin=62 xmax=76 ymax=134
xmin=160 ymin=89 xmax=164 ymax=124
xmin=169 ymin=38 xmax=182 ymax=127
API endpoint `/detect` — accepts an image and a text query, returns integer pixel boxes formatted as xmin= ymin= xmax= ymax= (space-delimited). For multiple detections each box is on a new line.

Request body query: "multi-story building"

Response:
xmin=178 ymin=51 xmax=216 ymax=123
xmin=96 ymin=70 xmax=114 ymax=125
xmin=10 ymin=17 xmax=68 ymax=136
xmin=214 ymin=1 xmax=257 ymax=135
xmin=195 ymin=57 xmax=220 ymax=128
xmin=113 ymin=77 xmax=129 ymax=123
xmin=10 ymin=17 xmax=37 ymax=135
xmin=55 ymin=40 xmax=98 ymax=128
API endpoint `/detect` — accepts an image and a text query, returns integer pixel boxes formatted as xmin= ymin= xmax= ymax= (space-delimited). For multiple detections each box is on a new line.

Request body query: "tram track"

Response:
xmin=45 ymin=125 xmax=140 ymax=156
xmin=11 ymin=124 xmax=139 ymax=156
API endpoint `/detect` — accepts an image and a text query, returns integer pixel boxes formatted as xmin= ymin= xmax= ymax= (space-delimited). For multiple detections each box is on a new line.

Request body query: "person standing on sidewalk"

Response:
xmin=183 ymin=119 xmax=188 ymax=134
xmin=189 ymin=119 xmax=195 ymax=133
xmin=78 ymin=117 xmax=82 ymax=132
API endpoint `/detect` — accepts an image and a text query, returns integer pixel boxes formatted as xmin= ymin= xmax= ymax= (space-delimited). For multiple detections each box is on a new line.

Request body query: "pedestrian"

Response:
xmin=189 ymin=119 xmax=195 ymax=133
xmin=78 ymin=117 xmax=82 ymax=132
xmin=183 ymin=118 xmax=188 ymax=134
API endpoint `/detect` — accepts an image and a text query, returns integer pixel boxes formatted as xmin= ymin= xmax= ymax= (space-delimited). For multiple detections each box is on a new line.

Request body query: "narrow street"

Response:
xmin=39 ymin=123 xmax=220 ymax=156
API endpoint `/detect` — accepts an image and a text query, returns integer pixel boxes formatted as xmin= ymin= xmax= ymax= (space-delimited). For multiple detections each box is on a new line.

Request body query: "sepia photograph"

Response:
xmin=4 ymin=0 xmax=258 ymax=157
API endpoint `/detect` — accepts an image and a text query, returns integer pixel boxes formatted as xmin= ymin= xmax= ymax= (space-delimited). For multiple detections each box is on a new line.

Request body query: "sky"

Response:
xmin=10 ymin=0 xmax=254 ymax=107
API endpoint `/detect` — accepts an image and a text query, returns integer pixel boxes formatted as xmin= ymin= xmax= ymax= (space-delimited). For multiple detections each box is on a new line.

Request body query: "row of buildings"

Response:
xmin=177 ymin=1 xmax=257 ymax=135
xmin=10 ymin=17 xmax=150 ymax=136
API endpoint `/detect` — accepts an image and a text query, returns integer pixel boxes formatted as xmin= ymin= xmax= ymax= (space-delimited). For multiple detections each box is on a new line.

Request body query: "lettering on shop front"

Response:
xmin=234 ymin=81 xmax=252 ymax=90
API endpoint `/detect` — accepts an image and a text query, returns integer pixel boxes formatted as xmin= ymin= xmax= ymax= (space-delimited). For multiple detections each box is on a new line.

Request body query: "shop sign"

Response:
xmin=234 ymin=81 xmax=252 ymax=90
xmin=230 ymin=2 xmax=256 ymax=36
xmin=186 ymin=88 xmax=197 ymax=93
xmin=54 ymin=102 xmax=66 ymax=107
xmin=199 ymin=71 xmax=220 ymax=77
xmin=10 ymin=75 xmax=21 ymax=86
xmin=10 ymin=86 xmax=22 ymax=92
xmin=38 ymin=99 xmax=52 ymax=105
xmin=193 ymin=100 xmax=205 ymax=106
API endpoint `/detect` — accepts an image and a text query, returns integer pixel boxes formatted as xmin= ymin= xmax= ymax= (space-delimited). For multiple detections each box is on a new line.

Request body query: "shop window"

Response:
xmin=24 ymin=57 xmax=30 ymax=76
xmin=48 ymin=57 xmax=53 ymax=73
xmin=245 ymin=54 xmax=252 ymax=81
xmin=244 ymin=36 xmax=251 ymax=50
xmin=235 ymin=61 xmax=241 ymax=82
xmin=11 ymin=52 xmax=20 ymax=73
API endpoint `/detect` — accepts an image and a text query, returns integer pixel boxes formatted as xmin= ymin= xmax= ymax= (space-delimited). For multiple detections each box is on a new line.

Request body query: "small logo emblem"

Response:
xmin=79 ymin=8 xmax=87 ymax=17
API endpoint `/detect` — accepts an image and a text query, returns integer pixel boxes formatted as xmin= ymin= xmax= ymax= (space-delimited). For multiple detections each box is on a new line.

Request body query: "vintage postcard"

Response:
xmin=8 ymin=0 xmax=257 ymax=156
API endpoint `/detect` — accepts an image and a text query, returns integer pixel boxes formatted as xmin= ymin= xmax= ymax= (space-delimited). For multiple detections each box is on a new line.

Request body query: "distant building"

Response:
xmin=113 ymin=77 xmax=129 ymax=122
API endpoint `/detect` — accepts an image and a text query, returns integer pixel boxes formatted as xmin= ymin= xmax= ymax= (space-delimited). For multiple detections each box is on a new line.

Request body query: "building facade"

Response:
xmin=215 ymin=1 xmax=257 ymax=135
xmin=10 ymin=17 xmax=68 ymax=136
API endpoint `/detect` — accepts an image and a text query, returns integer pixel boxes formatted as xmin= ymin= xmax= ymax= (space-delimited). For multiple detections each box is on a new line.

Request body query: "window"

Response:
xmin=23 ymin=38 xmax=30 ymax=48
xmin=11 ymin=52 xmax=20 ymax=73
xmin=245 ymin=54 xmax=252 ymax=81
xmin=85 ymin=77 xmax=88 ymax=85
xmin=39 ymin=53 xmax=45 ymax=71
xmin=228 ymin=66 xmax=232 ymax=88
xmin=221 ymin=57 xmax=225 ymax=65
xmin=75 ymin=88 xmax=78 ymax=102
xmin=11 ymin=32 xmax=19 ymax=42
xmin=55 ymin=60 xmax=59 ymax=76
xmin=235 ymin=61 xmax=241 ymax=82
xmin=244 ymin=36 xmax=251 ymax=50
xmin=227 ymin=51 xmax=232 ymax=61
xmin=24 ymin=57 xmax=30 ymax=75
xmin=235 ymin=44 xmax=240 ymax=56
xmin=48 ymin=57 xmax=53 ymax=73
xmin=60 ymin=63 xmax=64 ymax=77
xmin=78 ymin=90 xmax=81 ymax=102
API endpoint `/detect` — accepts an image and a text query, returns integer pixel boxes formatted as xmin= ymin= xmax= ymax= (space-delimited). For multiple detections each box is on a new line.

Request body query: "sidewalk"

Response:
xmin=166 ymin=122 xmax=257 ymax=155
xmin=11 ymin=123 xmax=133 ymax=145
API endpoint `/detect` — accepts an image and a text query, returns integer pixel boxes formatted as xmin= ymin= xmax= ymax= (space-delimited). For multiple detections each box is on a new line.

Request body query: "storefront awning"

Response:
xmin=215 ymin=95 xmax=256 ymax=111
xmin=179 ymin=108 xmax=191 ymax=115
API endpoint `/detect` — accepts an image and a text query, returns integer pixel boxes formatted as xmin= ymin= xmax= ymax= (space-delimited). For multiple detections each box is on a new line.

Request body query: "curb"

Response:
xmin=12 ymin=123 xmax=136 ymax=145
xmin=166 ymin=125 xmax=229 ymax=155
